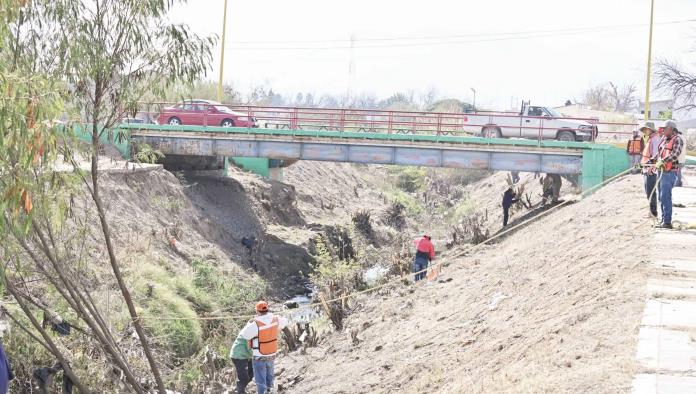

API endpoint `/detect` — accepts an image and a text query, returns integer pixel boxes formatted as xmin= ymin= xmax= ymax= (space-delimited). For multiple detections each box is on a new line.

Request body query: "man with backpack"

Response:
xmin=239 ymin=301 xmax=288 ymax=394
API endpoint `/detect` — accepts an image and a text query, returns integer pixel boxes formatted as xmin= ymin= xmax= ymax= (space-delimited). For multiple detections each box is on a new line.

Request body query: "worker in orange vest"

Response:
xmin=626 ymin=130 xmax=644 ymax=173
xmin=239 ymin=301 xmax=288 ymax=394
xmin=413 ymin=235 xmax=435 ymax=281
xmin=655 ymin=120 xmax=684 ymax=229
xmin=640 ymin=122 xmax=661 ymax=218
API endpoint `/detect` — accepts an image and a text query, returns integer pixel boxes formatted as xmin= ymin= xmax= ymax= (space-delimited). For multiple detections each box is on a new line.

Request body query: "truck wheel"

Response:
xmin=557 ymin=130 xmax=575 ymax=142
xmin=482 ymin=127 xmax=501 ymax=138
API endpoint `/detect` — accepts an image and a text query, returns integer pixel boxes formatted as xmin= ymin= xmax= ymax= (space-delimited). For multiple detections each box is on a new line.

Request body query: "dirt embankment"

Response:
xmin=97 ymin=161 xmax=399 ymax=300
xmin=277 ymin=175 xmax=650 ymax=393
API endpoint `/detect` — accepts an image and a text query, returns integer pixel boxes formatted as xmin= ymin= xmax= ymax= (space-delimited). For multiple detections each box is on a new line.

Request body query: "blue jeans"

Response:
xmin=644 ymin=173 xmax=658 ymax=216
xmin=413 ymin=256 xmax=428 ymax=281
xmin=252 ymin=358 xmax=275 ymax=394
xmin=659 ymin=171 xmax=678 ymax=225
xmin=676 ymin=165 xmax=683 ymax=187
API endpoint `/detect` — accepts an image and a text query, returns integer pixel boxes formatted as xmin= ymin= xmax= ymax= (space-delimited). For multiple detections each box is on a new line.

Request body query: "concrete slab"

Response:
xmin=648 ymin=278 xmax=696 ymax=297
xmin=636 ymin=327 xmax=696 ymax=371
xmin=650 ymin=260 xmax=696 ymax=273
xmin=652 ymin=232 xmax=696 ymax=246
xmin=642 ymin=299 xmax=696 ymax=328
xmin=632 ymin=373 xmax=696 ymax=394
xmin=674 ymin=188 xmax=696 ymax=206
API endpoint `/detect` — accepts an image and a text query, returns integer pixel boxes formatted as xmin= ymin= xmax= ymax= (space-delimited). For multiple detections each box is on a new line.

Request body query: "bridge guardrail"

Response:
xmin=130 ymin=102 xmax=640 ymax=143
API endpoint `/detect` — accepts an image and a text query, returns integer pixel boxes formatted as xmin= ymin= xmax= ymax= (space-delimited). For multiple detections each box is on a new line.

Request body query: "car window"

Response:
xmin=182 ymin=103 xmax=195 ymax=111
xmin=214 ymin=105 xmax=233 ymax=113
xmin=528 ymin=107 xmax=543 ymax=117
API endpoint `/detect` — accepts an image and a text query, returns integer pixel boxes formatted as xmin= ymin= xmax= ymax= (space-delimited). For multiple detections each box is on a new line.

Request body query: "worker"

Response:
xmin=541 ymin=175 xmax=554 ymax=205
xmin=229 ymin=332 xmax=253 ymax=394
xmin=626 ymin=130 xmax=644 ymax=173
xmin=640 ymin=122 xmax=660 ymax=219
xmin=655 ymin=120 xmax=684 ymax=229
xmin=502 ymin=187 xmax=519 ymax=227
xmin=239 ymin=301 xmax=288 ymax=394
xmin=510 ymin=171 xmax=520 ymax=184
xmin=413 ymin=235 xmax=435 ymax=281
xmin=674 ymin=126 xmax=687 ymax=187
xmin=0 ymin=340 xmax=13 ymax=394
xmin=550 ymin=174 xmax=562 ymax=202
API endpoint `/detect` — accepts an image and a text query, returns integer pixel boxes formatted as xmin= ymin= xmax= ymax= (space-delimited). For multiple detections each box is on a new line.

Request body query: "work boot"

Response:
xmin=654 ymin=223 xmax=673 ymax=229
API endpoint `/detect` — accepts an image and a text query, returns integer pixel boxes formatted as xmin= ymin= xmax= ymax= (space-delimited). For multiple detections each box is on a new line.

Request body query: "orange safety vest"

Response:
xmin=641 ymin=134 xmax=658 ymax=165
xmin=627 ymin=138 xmax=642 ymax=155
xmin=250 ymin=316 xmax=279 ymax=355
xmin=659 ymin=135 xmax=677 ymax=172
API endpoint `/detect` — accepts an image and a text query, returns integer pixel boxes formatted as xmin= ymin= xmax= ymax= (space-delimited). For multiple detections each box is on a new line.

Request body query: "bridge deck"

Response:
xmin=122 ymin=124 xmax=604 ymax=174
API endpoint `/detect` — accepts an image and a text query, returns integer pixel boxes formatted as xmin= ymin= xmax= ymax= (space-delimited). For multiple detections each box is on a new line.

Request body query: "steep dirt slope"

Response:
xmin=277 ymin=175 xmax=650 ymax=393
xmin=283 ymin=161 xmax=392 ymax=226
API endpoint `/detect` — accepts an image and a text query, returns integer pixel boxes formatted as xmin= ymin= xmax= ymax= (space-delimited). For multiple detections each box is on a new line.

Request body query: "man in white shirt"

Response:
xmin=239 ymin=301 xmax=288 ymax=394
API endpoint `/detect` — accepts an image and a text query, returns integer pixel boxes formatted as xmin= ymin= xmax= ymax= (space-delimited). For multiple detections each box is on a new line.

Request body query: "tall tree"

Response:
xmin=656 ymin=60 xmax=696 ymax=111
xmin=607 ymin=82 xmax=637 ymax=112
xmin=582 ymin=84 xmax=611 ymax=111
xmin=3 ymin=1 xmax=215 ymax=392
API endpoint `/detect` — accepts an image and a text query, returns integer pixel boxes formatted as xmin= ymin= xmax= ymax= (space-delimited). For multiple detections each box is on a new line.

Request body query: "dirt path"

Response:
xmin=277 ymin=175 xmax=650 ymax=393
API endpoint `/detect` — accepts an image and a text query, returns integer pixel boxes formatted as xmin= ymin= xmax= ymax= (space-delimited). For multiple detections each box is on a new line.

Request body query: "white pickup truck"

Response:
xmin=463 ymin=103 xmax=597 ymax=142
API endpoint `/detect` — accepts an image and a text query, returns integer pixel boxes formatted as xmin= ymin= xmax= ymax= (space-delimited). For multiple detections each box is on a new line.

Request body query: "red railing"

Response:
xmin=130 ymin=102 xmax=640 ymax=143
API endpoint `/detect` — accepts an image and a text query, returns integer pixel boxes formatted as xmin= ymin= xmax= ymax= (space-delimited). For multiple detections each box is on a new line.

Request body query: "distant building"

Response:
xmin=635 ymin=99 xmax=674 ymax=119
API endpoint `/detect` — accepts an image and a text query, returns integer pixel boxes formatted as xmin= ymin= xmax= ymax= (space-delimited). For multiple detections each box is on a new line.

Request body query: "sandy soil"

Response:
xmin=283 ymin=161 xmax=392 ymax=227
xmin=277 ymin=174 xmax=650 ymax=393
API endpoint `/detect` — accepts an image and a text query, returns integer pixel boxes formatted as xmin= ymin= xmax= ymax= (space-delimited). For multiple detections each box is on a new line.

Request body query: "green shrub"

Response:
xmin=389 ymin=189 xmax=424 ymax=216
xmin=310 ymin=238 xmax=362 ymax=330
xmin=390 ymin=167 xmax=426 ymax=193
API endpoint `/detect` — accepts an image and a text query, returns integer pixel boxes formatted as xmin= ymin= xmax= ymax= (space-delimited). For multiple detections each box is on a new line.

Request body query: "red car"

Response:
xmin=157 ymin=99 xmax=258 ymax=127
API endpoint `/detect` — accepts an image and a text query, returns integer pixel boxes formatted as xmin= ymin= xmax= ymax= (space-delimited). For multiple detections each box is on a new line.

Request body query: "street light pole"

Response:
xmin=217 ymin=0 xmax=229 ymax=103
xmin=470 ymin=87 xmax=476 ymax=111
xmin=644 ymin=0 xmax=655 ymax=120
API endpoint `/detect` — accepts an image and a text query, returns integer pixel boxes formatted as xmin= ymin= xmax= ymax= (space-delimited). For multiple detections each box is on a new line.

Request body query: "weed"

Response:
xmin=352 ymin=210 xmax=374 ymax=240
xmin=310 ymin=238 xmax=362 ymax=330
xmin=388 ymin=167 xmax=427 ymax=193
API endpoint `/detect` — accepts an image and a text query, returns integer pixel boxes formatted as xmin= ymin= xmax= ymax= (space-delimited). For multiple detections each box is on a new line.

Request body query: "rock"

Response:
xmin=284 ymin=301 xmax=299 ymax=309
xmin=374 ymin=345 xmax=383 ymax=351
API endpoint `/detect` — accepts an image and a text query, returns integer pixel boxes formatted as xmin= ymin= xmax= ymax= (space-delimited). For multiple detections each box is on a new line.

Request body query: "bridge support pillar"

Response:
xmin=581 ymin=147 xmax=629 ymax=193
xmin=230 ymin=157 xmax=285 ymax=181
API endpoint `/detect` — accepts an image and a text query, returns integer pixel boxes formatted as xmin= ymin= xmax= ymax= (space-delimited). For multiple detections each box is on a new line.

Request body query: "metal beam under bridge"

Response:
xmin=129 ymin=128 xmax=584 ymax=174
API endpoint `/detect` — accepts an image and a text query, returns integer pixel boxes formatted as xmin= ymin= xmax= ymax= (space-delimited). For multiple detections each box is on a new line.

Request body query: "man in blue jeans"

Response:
xmin=240 ymin=301 xmax=288 ymax=394
xmin=655 ymin=121 xmax=684 ymax=229
xmin=413 ymin=235 xmax=435 ymax=281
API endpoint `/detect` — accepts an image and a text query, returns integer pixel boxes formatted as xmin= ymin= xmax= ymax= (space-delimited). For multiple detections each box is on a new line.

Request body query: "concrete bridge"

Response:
xmin=111 ymin=123 xmax=630 ymax=191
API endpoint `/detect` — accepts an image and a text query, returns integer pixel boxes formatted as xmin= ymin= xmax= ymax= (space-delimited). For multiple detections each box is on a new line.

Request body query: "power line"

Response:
xmin=226 ymin=19 xmax=694 ymax=50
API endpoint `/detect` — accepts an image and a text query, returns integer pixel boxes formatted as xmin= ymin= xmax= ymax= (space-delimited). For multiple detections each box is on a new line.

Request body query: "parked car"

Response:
xmin=157 ymin=99 xmax=258 ymax=127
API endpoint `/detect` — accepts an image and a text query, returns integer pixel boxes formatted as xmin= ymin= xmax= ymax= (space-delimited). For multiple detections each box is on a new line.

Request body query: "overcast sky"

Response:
xmin=169 ymin=0 xmax=696 ymax=109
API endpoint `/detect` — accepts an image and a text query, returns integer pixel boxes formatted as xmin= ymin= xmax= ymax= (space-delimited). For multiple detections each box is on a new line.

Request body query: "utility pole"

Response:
xmin=346 ymin=33 xmax=356 ymax=105
xmin=644 ymin=0 xmax=655 ymax=120
xmin=217 ymin=0 xmax=229 ymax=103
xmin=470 ymin=87 xmax=476 ymax=111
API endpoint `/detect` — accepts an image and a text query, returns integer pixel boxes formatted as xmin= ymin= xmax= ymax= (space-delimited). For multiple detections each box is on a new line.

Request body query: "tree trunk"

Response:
xmin=89 ymin=120 xmax=167 ymax=394
xmin=6 ymin=283 xmax=89 ymax=393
